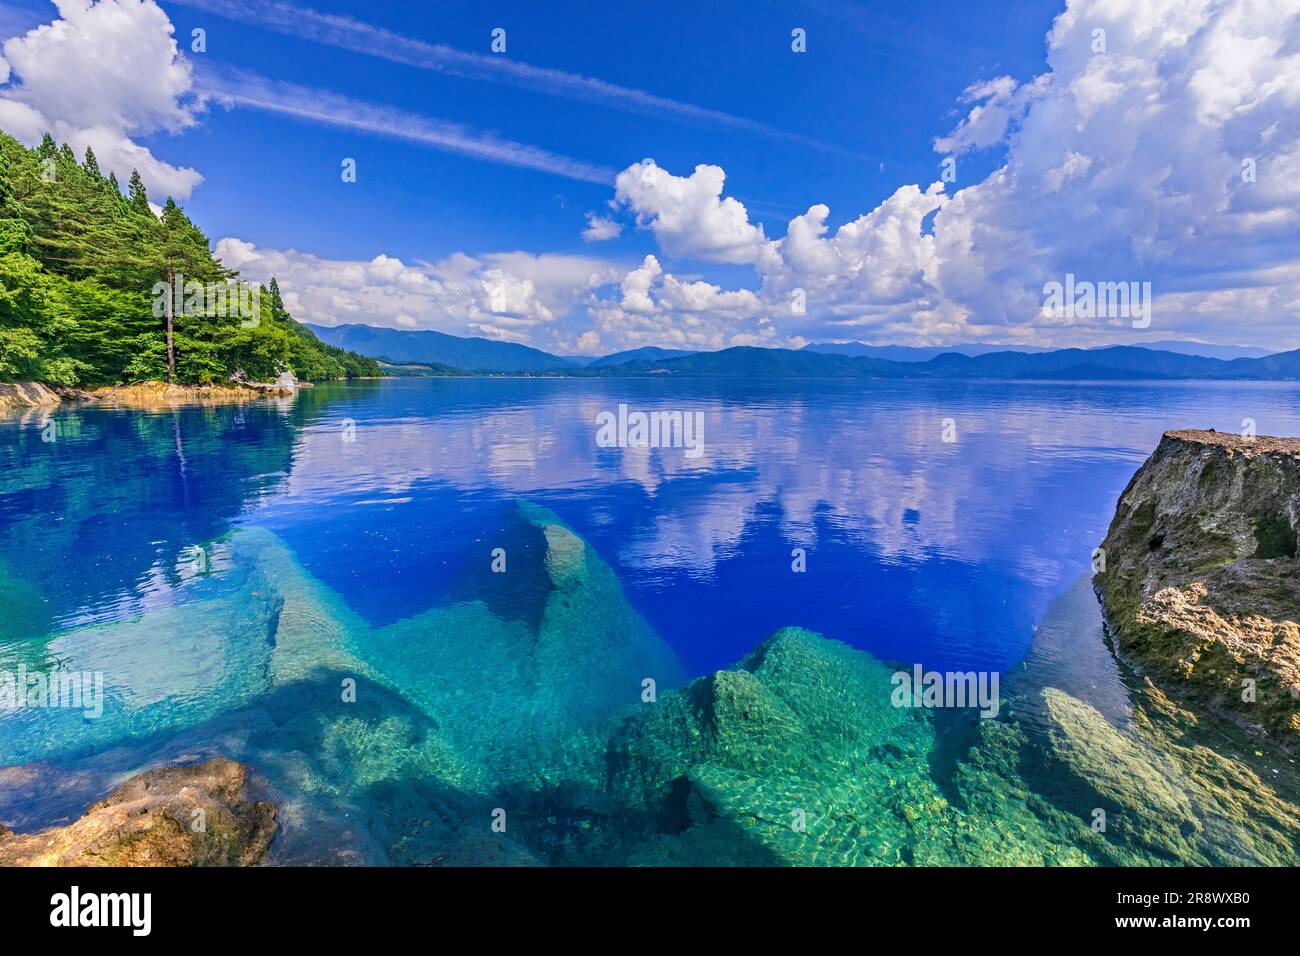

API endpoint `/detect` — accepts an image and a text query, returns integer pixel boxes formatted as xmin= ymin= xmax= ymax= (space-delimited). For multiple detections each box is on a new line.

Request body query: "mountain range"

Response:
xmin=306 ymin=323 xmax=574 ymax=372
xmin=305 ymin=323 xmax=1299 ymax=380
xmin=801 ymin=340 xmax=1271 ymax=362
xmin=615 ymin=345 xmax=1300 ymax=380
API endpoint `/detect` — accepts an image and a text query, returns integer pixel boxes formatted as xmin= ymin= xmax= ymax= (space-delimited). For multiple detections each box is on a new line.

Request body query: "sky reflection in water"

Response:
xmin=4 ymin=378 xmax=1299 ymax=677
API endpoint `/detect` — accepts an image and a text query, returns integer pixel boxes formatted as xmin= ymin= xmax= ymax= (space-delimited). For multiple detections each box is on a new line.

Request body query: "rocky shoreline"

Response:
xmin=0 ymin=382 xmax=61 ymax=410
xmin=0 ymin=379 xmax=296 ymax=413
xmin=1094 ymin=429 xmax=1300 ymax=745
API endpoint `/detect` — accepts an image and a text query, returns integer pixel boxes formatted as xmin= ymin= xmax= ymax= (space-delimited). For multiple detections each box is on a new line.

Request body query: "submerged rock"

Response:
xmin=597 ymin=627 xmax=1059 ymax=866
xmin=1094 ymin=429 xmax=1300 ymax=742
xmin=6 ymin=495 xmax=1294 ymax=867
xmin=366 ymin=501 xmax=683 ymax=779
xmin=0 ymin=757 xmax=276 ymax=866
xmin=1040 ymin=688 xmax=1200 ymax=858
xmin=0 ymin=527 xmax=374 ymax=767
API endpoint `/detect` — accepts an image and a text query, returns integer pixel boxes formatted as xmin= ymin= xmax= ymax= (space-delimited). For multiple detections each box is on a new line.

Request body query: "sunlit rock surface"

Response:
xmin=1094 ymin=429 xmax=1300 ymax=741
xmin=0 ymin=382 xmax=59 ymax=412
xmin=0 ymin=757 xmax=275 ymax=866
xmin=87 ymin=381 xmax=293 ymax=408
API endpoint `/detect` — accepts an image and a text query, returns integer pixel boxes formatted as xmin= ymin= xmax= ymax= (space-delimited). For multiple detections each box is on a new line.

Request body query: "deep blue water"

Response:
xmin=4 ymin=377 xmax=1299 ymax=678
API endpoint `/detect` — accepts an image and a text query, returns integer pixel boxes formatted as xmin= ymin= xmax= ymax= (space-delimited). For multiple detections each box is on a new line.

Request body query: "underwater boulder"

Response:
xmin=0 ymin=757 xmax=276 ymax=866
xmin=1040 ymin=687 xmax=1200 ymax=859
xmin=602 ymin=627 xmax=934 ymax=865
xmin=227 ymin=527 xmax=373 ymax=685
xmin=609 ymin=627 xmax=907 ymax=800
xmin=365 ymin=501 xmax=683 ymax=779
xmin=0 ymin=527 xmax=371 ymax=766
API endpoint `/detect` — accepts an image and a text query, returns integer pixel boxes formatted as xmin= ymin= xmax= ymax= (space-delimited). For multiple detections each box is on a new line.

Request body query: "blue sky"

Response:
xmin=153 ymin=0 xmax=1058 ymax=263
xmin=1 ymin=0 xmax=1298 ymax=353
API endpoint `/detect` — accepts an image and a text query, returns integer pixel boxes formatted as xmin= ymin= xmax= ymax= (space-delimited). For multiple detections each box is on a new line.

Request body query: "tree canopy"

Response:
xmin=0 ymin=129 xmax=380 ymax=386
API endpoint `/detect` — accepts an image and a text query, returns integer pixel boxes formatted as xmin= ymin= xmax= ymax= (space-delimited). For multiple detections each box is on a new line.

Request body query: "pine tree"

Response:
xmin=268 ymin=276 xmax=286 ymax=320
xmin=127 ymin=169 xmax=149 ymax=215
xmin=154 ymin=197 xmax=229 ymax=382
xmin=0 ymin=130 xmax=380 ymax=386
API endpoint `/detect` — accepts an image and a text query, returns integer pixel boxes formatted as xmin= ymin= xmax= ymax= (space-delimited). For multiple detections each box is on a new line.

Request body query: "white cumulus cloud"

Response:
xmin=0 ymin=0 xmax=202 ymax=199
xmin=613 ymin=160 xmax=771 ymax=265
xmin=596 ymin=0 xmax=1300 ymax=351
xmin=582 ymin=212 xmax=622 ymax=242
xmin=216 ymin=238 xmax=624 ymax=349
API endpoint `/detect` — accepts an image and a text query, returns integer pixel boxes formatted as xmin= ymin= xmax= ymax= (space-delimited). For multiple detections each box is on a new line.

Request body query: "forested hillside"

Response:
xmin=0 ymin=130 xmax=378 ymax=386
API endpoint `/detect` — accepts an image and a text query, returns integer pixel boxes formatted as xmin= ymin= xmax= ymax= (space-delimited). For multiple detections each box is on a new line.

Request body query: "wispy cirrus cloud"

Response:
xmin=170 ymin=0 xmax=854 ymax=157
xmin=196 ymin=67 xmax=616 ymax=185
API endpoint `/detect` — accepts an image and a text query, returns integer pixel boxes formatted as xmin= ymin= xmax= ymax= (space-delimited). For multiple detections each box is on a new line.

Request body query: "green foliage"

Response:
xmin=0 ymin=326 xmax=41 ymax=379
xmin=0 ymin=129 xmax=380 ymax=386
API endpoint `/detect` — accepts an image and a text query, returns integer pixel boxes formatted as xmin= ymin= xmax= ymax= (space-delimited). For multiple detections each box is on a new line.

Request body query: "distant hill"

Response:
xmin=375 ymin=359 xmax=464 ymax=377
xmin=920 ymin=346 xmax=1229 ymax=379
xmin=303 ymin=322 xmax=1300 ymax=381
xmin=587 ymin=346 xmax=696 ymax=367
xmin=1135 ymin=340 xmax=1273 ymax=361
xmin=306 ymin=323 xmax=574 ymax=373
xmin=803 ymin=340 xmax=1272 ymax=362
xmin=802 ymin=342 xmax=1051 ymax=361
xmin=618 ymin=344 xmax=1300 ymax=380
xmin=620 ymin=346 xmax=895 ymax=377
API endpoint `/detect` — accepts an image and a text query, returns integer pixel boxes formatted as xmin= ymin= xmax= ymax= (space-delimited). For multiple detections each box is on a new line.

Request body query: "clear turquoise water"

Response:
xmin=2 ymin=378 xmax=1298 ymax=865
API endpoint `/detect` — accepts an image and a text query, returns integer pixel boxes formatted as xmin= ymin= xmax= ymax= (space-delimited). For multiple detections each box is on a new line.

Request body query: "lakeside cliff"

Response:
xmin=1094 ymin=429 xmax=1300 ymax=743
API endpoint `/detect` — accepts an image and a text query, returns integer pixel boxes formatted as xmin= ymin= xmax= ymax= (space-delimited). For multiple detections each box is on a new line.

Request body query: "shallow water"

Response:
xmin=1 ymin=378 xmax=1298 ymax=865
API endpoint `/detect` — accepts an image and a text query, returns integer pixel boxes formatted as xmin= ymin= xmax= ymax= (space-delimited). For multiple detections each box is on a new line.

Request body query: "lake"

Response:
xmin=2 ymin=377 xmax=1298 ymax=865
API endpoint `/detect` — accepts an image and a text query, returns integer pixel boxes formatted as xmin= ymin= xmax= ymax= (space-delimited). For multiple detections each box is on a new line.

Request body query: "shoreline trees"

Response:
xmin=0 ymin=130 xmax=379 ymax=386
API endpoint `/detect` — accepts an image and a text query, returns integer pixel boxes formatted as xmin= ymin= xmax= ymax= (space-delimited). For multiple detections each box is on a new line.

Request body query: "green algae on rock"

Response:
xmin=593 ymin=627 xmax=1100 ymax=866
xmin=1040 ymin=688 xmax=1200 ymax=859
xmin=364 ymin=500 xmax=683 ymax=779
xmin=1093 ymin=429 xmax=1300 ymax=742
